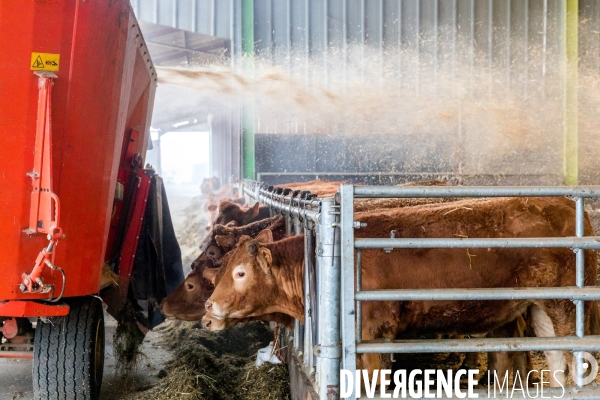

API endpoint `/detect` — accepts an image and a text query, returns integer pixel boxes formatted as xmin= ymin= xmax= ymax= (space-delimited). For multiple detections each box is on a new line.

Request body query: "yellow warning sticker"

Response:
xmin=30 ymin=52 xmax=60 ymax=71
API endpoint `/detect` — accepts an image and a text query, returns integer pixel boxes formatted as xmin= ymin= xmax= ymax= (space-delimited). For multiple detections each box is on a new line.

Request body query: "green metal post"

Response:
xmin=241 ymin=0 xmax=255 ymax=179
xmin=563 ymin=0 xmax=578 ymax=185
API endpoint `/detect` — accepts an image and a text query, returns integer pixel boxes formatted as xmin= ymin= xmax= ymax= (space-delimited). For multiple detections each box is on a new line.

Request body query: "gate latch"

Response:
xmin=314 ymin=344 xmax=342 ymax=359
xmin=384 ymin=230 xmax=397 ymax=253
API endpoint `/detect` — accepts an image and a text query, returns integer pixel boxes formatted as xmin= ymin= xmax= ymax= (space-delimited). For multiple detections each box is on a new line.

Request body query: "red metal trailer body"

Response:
xmin=0 ymin=0 xmax=156 ymax=303
xmin=0 ymin=1 xmax=157 ymax=398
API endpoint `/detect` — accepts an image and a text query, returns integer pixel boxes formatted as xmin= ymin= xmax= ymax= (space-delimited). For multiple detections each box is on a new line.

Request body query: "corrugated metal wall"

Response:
xmin=134 ymin=0 xmax=572 ymax=72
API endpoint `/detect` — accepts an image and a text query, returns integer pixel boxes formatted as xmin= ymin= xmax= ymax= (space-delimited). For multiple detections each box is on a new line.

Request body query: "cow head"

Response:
xmin=214 ymin=201 xmax=260 ymax=226
xmin=205 ymin=229 xmax=275 ymax=320
xmin=160 ymin=253 xmax=229 ymax=321
xmin=159 ymin=266 xmax=213 ymax=321
xmin=200 ymin=176 xmax=220 ymax=194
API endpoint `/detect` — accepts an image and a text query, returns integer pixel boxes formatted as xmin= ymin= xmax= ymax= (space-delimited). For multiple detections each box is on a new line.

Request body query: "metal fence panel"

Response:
xmin=242 ymin=180 xmax=341 ymax=400
xmin=339 ymin=184 xmax=600 ymax=399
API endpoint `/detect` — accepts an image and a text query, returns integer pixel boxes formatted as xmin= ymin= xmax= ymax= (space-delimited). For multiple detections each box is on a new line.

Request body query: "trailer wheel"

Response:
xmin=33 ymin=296 xmax=105 ymax=400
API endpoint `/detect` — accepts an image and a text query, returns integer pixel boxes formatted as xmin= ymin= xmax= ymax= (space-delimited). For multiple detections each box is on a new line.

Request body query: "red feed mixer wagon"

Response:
xmin=0 ymin=1 xmax=182 ymax=399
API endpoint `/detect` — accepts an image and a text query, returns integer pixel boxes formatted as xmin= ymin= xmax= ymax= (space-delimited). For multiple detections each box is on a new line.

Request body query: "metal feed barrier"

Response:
xmin=242 ymin=180 xmax=338 ymax=399
xmin=242 ymin=180 xmax=600 ymax=400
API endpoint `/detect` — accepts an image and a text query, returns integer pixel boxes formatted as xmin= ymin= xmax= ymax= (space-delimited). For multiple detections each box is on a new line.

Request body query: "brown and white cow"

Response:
xmin=160 ymin=216 xmax=285 ymax=320
xmin=198 ymin=230 xmax=296 ymax=331
xmin=206 ymin=197 xmax=600 ymax=386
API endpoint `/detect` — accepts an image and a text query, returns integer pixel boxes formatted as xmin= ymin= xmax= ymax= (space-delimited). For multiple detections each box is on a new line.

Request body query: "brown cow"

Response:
xmin=196 ymin=216 xmax=286 ymax=270
xmin=160 ymin=255 xmax=225 ymax=321
xmin=160 ymin=217 xmax=285 ymax=320
xmin=212 ymin=200 xmax=271 ymax=228
xmin=201 ymin=176 xmax=221 ymax=194
xmin=206 ymin=197 xmax=599 ymax=386
xmin=205 ymin=196 xmax=246 ymax=227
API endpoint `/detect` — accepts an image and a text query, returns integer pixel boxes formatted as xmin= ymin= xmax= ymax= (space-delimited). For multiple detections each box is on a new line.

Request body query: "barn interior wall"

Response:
xmin=209 ymin=111 xmax=241 ymax=184
xmin=254 ymin=133 xmax=564 ymax=186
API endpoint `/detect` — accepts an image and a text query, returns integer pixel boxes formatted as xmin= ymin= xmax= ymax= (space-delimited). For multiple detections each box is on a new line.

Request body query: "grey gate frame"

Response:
xmin=242 ymin=180 xmax=342 ymax=400
xmin=340 ymin=184 xmax=600 ymax=400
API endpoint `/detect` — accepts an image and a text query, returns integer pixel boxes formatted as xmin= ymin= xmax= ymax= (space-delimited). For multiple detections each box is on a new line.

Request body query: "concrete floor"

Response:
xmin=0 ymin=315 xmax=172 ymax=400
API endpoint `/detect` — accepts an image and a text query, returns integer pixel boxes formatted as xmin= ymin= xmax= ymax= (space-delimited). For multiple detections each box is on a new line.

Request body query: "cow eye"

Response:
xmin=206 ymin=246 xmax=221 ymax=259
xmin=236 ymin=272 xmax=245 ymax=278
xmin=186 ymin=283 xmax=194 ymax=290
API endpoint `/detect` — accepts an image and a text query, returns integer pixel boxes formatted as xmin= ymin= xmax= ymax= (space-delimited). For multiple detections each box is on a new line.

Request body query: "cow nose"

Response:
xmin=205 ymin=300 xmax=213 ymax=311
xmin=204 ymin=319 xmax=211 ymax=329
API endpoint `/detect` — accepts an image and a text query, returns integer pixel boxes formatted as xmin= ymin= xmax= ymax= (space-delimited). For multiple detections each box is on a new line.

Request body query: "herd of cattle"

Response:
xmin=161 ymin=179 xmax=600 ymax=389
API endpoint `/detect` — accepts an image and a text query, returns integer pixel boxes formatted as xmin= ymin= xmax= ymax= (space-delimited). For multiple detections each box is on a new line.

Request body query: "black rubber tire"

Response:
xmin=33 ymin=296 xmax=105 ymax=400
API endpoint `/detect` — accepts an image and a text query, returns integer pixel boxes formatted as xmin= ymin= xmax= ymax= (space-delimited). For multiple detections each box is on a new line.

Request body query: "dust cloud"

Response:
xmin=157 ymin=33 xmax=600 ymax=183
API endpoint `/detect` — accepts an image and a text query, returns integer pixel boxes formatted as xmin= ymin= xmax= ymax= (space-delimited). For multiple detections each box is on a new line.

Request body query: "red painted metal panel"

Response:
xmin=117 ymin=169 xmax=152 ymax=298
xmin=0 ymin=0 xmax=156 ymax=312
xmin=0 ymin=301 xmax=69 ymax=317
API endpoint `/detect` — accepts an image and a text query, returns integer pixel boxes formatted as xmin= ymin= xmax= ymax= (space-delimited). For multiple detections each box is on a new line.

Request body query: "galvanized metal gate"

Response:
xmin=340 ymin=184 xmax=600 ymax=399
xmin=243 ymin=180 xmax=600 ymax=400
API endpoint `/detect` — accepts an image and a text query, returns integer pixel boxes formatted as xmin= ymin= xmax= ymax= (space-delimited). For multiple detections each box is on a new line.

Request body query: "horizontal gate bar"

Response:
xmin=354 ymin=185 xmax=600 ymax=198
xmin=362 ymin=387 xmax=600 ymax=400
xmin=355 ymin=287 xmax=600 ymax=301
xmin=257 ymin=172 xmax=560 ymax=177
xmin=243 ymin=185 xmax=322 ymax=209
xmin=356 ymin=336 xmax=600 ymax=353
xmin=355 ymin=237 xmax=600 ymax=249
xmin=257 ymin=194 xmax=320 ymax=223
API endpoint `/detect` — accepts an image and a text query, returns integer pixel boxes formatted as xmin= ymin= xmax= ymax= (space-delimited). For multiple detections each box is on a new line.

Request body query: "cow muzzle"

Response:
xmin=205 ymin=299 xmax=226 ymax=319
xmin=159 ymin=301 xmax=173 ymax=318
xmin=202 ymin=314 xmax=226 ymax=331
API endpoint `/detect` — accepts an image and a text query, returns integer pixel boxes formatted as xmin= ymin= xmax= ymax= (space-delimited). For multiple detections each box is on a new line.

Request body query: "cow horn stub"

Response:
xmin=248 ymin=242 xmax=258 ymax=255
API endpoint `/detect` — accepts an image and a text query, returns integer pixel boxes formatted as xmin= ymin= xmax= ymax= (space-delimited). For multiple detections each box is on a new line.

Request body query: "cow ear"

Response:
xmin=215 ymin=234 xmax=234 ymax=249
xmin=247 ymin=202 xmax=260 ymax=218
xmin=203 ymin=268 xmax=219 ymax=286
xmin=255 ymin=229 xmax=273 ymax=244
xmin=257 ymin=248 xmax=273 ymax=275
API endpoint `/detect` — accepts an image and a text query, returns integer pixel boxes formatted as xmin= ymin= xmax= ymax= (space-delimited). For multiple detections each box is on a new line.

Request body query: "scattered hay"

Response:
xmin=176 ymin=195 xmax=211 ymax=274
xmin=100 ymin=263 xmax=119 ymax=289
xmin=135 ymin=345 xmax=240 ymax=399
xmin=114 ymin=301 xmax=146 ymax=372
xmin=133 ymin=321 xmax=290 ymax=400
xmin=354 ymin=197 xmax=464 ymax=213
xmin=237 ymin=363 xmax=290 ymax=400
